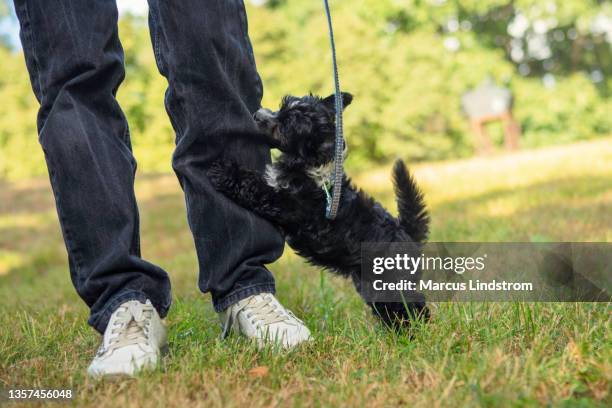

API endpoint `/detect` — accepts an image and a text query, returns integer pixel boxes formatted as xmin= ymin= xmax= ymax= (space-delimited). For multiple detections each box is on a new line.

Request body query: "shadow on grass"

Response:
xmin=0 ymin=179 xmax=55 ymax=216
xmin=1 ymin=173 xmax=609 ymax=285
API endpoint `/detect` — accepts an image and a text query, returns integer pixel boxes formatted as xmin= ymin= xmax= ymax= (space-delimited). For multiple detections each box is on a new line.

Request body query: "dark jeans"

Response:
xmin=13 ymin=0 xmax=284 ymax=333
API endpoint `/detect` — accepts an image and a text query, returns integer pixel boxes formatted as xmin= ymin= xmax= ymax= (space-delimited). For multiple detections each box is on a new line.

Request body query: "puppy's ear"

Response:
xmin=341 ymin=92 xmax=353 ymax=107
xmin=322 ymin=92 xmax=353 ymax=111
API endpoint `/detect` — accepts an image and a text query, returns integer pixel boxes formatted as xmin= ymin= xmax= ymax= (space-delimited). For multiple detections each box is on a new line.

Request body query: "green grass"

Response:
xmin=0 ymin=139 xmax=610 ymax=407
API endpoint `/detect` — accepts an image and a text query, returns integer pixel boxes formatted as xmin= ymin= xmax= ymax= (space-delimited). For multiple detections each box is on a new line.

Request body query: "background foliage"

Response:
xmin=0 ymin=0 xmax=610 ymax=179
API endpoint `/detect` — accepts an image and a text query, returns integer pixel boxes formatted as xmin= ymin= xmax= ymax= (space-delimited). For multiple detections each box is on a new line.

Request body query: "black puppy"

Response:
xmin=207 ymin=93 xmax=430 ymax=329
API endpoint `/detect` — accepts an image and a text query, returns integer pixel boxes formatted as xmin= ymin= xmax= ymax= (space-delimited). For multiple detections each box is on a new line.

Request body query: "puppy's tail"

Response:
xmin=392 ymin=159 xmax=429 ymax=243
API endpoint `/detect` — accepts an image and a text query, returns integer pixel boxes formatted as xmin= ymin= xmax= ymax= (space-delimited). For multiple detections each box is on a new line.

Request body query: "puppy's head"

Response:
xmin=254 ymin=92 xmax=353 ymax=164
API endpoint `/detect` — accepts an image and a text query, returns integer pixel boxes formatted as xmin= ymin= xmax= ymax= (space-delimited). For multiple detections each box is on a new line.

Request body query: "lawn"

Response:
xmin=0 ymin=138 xmax=610 ymax=407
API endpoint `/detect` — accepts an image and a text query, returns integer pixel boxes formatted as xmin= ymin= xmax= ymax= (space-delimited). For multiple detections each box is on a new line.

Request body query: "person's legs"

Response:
xmin=13 ymin=0 xmax=172 ymax=333
xmin=147 ymin=0 xmax=284 ymax=311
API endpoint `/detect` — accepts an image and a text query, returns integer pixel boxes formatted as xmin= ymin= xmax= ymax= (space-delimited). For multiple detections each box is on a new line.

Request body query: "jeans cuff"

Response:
xmin=88 ymin=289 xmax=170 ymax=334
xmin=213 ymin=283 xmax=276 ymax=313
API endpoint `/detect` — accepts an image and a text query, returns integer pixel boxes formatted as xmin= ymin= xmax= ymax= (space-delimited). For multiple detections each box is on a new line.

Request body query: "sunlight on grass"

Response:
xmin=0 ymin=213 xmax=51 ymax=229
xmin=0 ymin=139 xmax=610 ymax=407
xmin=0 ymin=250 xmax=24 ymax=276
xmin=357 ymin=139 xmax=612 ymax=203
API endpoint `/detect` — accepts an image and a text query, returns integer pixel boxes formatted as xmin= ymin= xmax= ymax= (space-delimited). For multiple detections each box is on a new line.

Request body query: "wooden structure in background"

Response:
xmin=462 ymin=80 xmax=521 ymax=154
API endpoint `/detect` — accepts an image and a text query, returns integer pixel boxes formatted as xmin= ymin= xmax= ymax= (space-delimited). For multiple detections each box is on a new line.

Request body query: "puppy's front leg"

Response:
xmin=207 ymin=160 xmax=284 ymax=220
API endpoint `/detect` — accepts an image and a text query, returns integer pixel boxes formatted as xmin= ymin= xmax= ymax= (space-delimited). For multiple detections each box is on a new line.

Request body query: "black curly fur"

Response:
xmin=393 ymin=160 xmax=430 ymax=244
xmin=207 ymin=93 xmax=430 ymax=330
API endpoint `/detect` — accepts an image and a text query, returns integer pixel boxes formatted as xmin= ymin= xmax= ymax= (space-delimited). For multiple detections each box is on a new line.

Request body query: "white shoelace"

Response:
xmin=103 ymin=302 xmax=153 ymax=354
xmin=242 ymin=294 xmax=298 ymax=326
xmin=222 ymin=294 xmax=303 ymax=338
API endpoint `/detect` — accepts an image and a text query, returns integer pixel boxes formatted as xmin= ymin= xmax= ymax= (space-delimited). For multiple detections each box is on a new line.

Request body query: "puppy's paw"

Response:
xmin=206 ymin=160 xmax=234 ymax=189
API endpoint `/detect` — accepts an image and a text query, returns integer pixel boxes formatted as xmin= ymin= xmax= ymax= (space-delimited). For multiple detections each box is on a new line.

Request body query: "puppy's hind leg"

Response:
xmin=348 ymin=264 xmax=429 ymax=331
xmin=369 ymin=299 xmax=430 ymax=332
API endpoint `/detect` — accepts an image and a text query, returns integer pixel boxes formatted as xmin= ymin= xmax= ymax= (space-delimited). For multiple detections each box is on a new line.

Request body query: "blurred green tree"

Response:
xmin=0 ymin=0 xmax=610 ymax=179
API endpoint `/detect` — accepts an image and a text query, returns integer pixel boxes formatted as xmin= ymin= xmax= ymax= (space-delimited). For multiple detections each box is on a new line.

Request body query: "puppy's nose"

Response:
xmin=254 ymin=108 xmax=276 ymax=122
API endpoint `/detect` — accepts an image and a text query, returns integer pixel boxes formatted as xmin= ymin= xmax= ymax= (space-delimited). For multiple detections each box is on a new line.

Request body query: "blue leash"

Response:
xmin=323 ymin=0 xmax=344 ymax=220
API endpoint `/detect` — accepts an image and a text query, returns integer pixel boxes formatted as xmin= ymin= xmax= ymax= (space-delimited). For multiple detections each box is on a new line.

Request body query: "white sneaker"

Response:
xmin=219 ymin=293 xmax=311 ymax=349
xmin=87 ymin=300 xmax=167 ymax=377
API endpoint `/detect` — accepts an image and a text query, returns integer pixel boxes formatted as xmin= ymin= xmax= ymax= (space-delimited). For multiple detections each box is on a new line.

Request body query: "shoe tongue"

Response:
xmin=128 ymin=302 xmax=145 ymax=322
xmin=249 ymin=294 xmax=266 ymax=305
